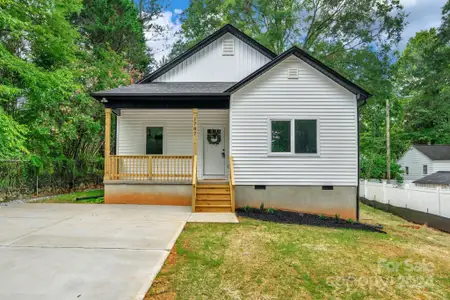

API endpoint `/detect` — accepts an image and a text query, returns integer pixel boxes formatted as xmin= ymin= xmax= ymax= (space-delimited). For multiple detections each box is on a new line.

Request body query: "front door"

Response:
xmin=203 ymin=126 xmax=226 ymax=177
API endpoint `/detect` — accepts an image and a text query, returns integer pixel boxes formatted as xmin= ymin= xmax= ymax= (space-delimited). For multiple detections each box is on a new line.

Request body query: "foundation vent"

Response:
xmin=255 ymin=185 xmax=266 ymax=190
xmin=322 ymin=186 xmax=334 ymax=191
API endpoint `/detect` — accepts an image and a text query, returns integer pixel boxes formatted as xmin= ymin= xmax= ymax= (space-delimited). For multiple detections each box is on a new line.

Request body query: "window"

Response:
xmin=271 ymin=120 xmax=291 ymax=152
xmin=146 ymin=127 xmax=163 ymax=154
xmin=405 ymin=166 xmax=409 ymax=175
xmin=423 ymin=165 xmax=428 ymax=175
xmin=295 ymin=120 xmax=317 ymax=153
xmin=270 ymin=119 xmax=318 ymax=154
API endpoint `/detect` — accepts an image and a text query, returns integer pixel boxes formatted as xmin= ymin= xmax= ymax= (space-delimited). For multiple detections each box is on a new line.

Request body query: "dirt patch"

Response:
xmin=236 ymin=207 xmax=386 ymax=233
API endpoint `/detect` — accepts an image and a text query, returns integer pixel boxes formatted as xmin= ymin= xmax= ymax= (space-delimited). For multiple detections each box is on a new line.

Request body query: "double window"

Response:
xmin=270 ymin=119 xmax=318 ymax=154
xmin=146 ymin=127 xmax=164 ymax=154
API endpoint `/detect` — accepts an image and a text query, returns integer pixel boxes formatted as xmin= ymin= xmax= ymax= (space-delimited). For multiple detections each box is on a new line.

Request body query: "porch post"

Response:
xmin=192 ymin=108 xmax=198 ymax=155
xmin=104 ymin=107 xmax=112 ymax=180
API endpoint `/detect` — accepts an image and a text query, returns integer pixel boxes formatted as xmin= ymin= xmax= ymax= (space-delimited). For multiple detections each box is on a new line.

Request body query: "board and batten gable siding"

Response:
xmin=230 ymin=55 xmax=358 ymax=186
xmin=154 ymin=33 xmax=271 ymax=82
xmin=397 ymin=147 xmax=433 ymax=181
xmin=117 ymin=109 xmax=229 ymax=178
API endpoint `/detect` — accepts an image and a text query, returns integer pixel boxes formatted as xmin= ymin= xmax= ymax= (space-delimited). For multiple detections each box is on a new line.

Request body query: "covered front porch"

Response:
xmin=96 ymin=87 xmax=235 ymax=212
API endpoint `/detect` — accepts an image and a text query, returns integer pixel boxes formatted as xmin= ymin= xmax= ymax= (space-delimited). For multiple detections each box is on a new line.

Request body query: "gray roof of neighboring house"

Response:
xmin=413 ymin=171 xmax=450 ymax=185
xmin=413 ymin=145 xmax=450 ymax=160
xmin=91 ymin=82 xmax=236 ymax=97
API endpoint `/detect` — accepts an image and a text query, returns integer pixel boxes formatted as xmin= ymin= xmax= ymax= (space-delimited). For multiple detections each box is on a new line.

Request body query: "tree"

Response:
xmin=395 ymin=29 xmax=450 ymax=145
xmin=74 ymin=0 xmax=150 ymax=72
xmin=175 ymin=0 xmax=406 ymax=55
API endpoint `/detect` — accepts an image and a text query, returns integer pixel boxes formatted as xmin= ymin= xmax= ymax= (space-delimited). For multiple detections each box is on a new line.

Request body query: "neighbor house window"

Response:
xmin=146 ymin=127 xmax=163 ymax=154
xmin=405 ymin=166 xmax=409 ymax=175
xmin=270 ymin=119 xmax=318 ymax=154
xmin=423 ymin=165 xmax=428 ymax=175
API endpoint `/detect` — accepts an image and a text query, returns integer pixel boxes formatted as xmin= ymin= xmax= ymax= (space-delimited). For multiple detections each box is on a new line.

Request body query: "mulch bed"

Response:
xmin=236 ymin=208 xmax=386 ymax=233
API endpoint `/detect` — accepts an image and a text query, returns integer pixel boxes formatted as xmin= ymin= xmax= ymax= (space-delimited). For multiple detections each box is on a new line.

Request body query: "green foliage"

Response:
xmin=0 ymin=0 xmax=152 ymax=192
xmin=346 ymin=218 xmax=355 ymax=224
xmin=266 ymin=208 xmax=276 ymax=214
xmin=243 ymin=205 xmax=251 ymax=212
xmin=360 ymin=155 xmax=404 ymax=182
xmin=260 ymin=202 xmax=265 ymax=211
xmin=74 ymin=0 xmax=151 ymax=72
xmin=0 ymin=107 xmax=28 ymax=159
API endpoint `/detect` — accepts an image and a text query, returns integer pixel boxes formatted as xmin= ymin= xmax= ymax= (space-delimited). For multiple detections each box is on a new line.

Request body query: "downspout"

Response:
xmin=356 ymin=96 xmax=368 ymax=221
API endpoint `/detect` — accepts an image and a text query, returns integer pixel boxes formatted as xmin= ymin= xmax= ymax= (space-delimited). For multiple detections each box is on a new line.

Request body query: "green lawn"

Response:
xmin=146 ymin=204 xmax=450 ymax=300
xmin=36 ymin=189 xmax=104 ymax=204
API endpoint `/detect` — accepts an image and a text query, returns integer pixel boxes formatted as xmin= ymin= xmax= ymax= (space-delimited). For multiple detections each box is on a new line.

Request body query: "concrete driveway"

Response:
xmin=0 ymin=204 xmax=192 ymax=300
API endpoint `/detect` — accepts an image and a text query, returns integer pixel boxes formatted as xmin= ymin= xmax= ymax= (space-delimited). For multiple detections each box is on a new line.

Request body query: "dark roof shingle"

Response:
xmin=91 ymin=82 xmax=236 ymax=98
xmin=413 ymin=171 xmax=450 ymax=185
xmin=413 ymin=145 xmax=450 ymax=160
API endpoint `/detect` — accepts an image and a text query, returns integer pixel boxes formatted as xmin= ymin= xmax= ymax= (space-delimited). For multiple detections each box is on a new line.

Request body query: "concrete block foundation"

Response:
xmin=235 ymin=185 xmax=357 ymax=219
xmin=104 ymin=181 xmax=191 ymax=206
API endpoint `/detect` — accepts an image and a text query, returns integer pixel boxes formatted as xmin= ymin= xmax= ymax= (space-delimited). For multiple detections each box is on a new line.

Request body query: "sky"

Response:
xmin=145 ymin=0 xmax=448 ymax=62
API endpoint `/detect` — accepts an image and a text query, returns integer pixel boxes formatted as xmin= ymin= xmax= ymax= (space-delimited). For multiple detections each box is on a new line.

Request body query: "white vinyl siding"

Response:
xmin=432 ymin=161 xmax=450 ymax=172
xmin=230 ymin=55 xmax=358 ymax=186
xmin=154 ymin=33 xmax=271 ymax=82
xmin=397 ymin=147 xmax=433 ymax=181
xmin=117 ymin=109 xmax=229 ymax=179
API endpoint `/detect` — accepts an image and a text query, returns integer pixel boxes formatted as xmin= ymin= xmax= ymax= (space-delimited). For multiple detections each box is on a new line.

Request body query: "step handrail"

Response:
xmin=229 ymin=156 xmax=235 ymax=212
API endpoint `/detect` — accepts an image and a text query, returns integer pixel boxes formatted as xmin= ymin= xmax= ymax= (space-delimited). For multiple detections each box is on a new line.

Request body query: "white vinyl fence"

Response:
xmin=360 ymin=180 xmax=450 ymax=219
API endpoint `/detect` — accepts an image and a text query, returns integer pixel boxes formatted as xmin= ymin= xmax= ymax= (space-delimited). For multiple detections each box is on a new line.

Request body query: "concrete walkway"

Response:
xmin=0 ymin=203 xmax=237 ymax=300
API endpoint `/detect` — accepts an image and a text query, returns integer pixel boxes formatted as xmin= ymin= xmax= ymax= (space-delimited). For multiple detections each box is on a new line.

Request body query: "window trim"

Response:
xmin=423 ymin=164 xmax=428 ymax=175
xmin=144 ymin=125 xmax=166 ymax=155
xmin=267 ymin=117 xmax=320 ymax=157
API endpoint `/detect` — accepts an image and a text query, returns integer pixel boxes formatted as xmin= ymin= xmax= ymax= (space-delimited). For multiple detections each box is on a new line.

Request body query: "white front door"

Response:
xmin=203 ymin=126 xmax=226 ymax=177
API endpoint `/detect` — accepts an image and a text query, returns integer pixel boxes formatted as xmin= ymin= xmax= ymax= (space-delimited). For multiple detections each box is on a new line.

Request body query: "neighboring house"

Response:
xmin=91 ymin=24 xmax=370 ymax=219
xmin=397 ymin=145 xmax=450 ymax=181
xmin=413 ymin=171 xmax=450 ymax=188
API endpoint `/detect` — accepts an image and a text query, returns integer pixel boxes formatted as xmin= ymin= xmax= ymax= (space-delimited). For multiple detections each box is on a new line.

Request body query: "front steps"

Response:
xmin=195 ymin=183 xmax=232 ymax=212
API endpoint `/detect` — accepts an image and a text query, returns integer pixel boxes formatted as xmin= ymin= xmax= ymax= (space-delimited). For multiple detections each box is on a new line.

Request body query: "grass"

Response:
xmin=146 ymin=203 xmax=450 ymax=300
xmin=35 ymin=189 xmax=104 ymax=204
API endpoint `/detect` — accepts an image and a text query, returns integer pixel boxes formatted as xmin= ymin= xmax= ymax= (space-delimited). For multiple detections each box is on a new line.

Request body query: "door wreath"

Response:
xmin=207 ymin=129 xmax=221 ymax=145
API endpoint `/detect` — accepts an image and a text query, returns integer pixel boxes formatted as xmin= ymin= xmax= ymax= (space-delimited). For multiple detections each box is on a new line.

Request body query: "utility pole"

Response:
xmin=386 ymin=99 xmax=391 ymax=181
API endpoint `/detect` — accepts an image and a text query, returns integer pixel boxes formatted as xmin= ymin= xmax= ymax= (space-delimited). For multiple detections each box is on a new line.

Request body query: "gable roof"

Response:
xmin=226 ymin=46 xmax=371 ymax=101
xmin=91 ymin=82 xmax=235 ymax=98
xmin=413 ymin=171 xmax=450 ymax=185
xmin=137 ymin=24 xmax=277 ymax=84
xmin=413 ymin=145 xmax=450 ymax=160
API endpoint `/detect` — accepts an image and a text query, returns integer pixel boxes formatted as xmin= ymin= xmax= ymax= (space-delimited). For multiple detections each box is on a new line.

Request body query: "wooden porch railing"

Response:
xmin=106 ymin=155 xmax=194 ymax=182
xmin=229 ymin=156 xmax=235 ymax=212
xmin=192 ymin=155 xmax=197 ymax=211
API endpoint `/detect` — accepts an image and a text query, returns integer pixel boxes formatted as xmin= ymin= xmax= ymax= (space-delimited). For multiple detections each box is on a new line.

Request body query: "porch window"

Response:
xmin=269 ymin=119 xmax=318 ymax=155
xmin=146 ymin=127 xmax=163 ymax=154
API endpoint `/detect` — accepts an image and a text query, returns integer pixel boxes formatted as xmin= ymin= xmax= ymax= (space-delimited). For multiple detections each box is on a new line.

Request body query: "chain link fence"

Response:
xmin=0 ymin=159 xmax=103 ymax=201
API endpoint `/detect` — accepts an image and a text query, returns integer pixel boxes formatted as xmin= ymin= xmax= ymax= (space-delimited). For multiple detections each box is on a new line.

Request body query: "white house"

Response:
xmin=397 ymin=145 xmax=450 ymax=181
xmin=91 ymin=24 xmax=370 ymax=219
